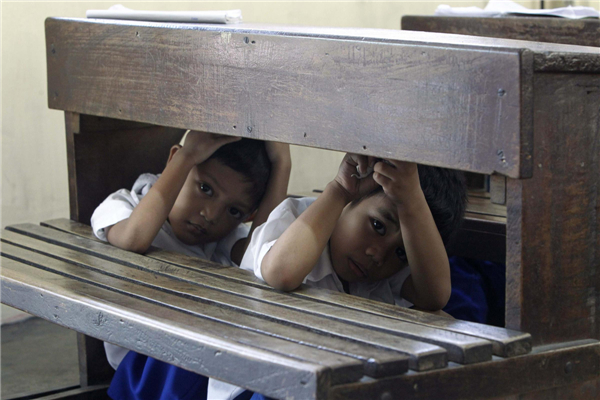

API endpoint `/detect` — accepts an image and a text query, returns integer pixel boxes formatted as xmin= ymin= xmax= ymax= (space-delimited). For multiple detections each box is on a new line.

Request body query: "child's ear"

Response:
xmin=167 ymin=145 xmax=182 ymax=164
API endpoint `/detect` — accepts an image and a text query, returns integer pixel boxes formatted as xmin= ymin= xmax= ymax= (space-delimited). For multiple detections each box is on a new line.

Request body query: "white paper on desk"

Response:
xmin=87 ymin=4 xmax=242 ymax=24
xmin=435 ymin=0 xmax=599 ymax=19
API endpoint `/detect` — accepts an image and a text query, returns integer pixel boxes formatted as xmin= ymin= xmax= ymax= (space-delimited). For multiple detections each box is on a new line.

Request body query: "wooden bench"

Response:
xmin=402 ymin=15 xmax=600 ymax=266
xmin=2 ymin=17 xmax=599 ymax=399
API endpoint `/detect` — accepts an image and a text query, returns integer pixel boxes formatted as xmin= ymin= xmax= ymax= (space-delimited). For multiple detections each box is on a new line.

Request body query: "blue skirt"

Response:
xmin=108 ymin=351 xmax=272 ymax=400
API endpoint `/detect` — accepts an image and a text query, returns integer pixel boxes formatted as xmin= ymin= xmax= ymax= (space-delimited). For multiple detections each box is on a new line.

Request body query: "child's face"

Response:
xmin=168 ymin=158 xmax=254 ymax=246
xmin=329 ymin=193 xmax=407 ymax=283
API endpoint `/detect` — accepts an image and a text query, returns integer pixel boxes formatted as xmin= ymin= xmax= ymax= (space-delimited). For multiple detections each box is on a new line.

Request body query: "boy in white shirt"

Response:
xmin=91 ymin=131 xmax=291 ymax=400
xmin=242 ymin=153 xmax=467 ymax=312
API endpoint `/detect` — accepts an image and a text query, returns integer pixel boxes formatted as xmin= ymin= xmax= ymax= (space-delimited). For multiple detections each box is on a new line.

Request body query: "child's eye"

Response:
xmin=372 ymin=219 xmax=386 ymax=235
xmin=199 ymin=183 xmax=213 ymax=196
xmin=396 ymin=247 xmax=407 ymax=262
xmin=229 ymin=207 xmax=243 ymax=219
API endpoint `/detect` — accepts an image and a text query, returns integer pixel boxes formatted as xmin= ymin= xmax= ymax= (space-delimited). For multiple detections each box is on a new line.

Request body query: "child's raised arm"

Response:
xmin=105 ymin=131 xmax=240 ymax=253
xmin=260 ymin=154 xmax=378 ymax=291
xmin=372 ymin=160 xmax=451 ymax=311
xmin=230 ymin=141 xmax=292 ymax=265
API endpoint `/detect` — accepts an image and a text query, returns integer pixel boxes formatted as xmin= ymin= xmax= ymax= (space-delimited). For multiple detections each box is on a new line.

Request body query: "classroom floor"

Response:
xmin=1 ymin=317 xmax=79 ymax=399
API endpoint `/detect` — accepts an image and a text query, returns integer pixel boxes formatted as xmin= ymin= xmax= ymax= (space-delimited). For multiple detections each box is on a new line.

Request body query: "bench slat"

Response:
xmin=40 ymin=219 xmax=532 ymax=357
xmin=7 ymin=224 xmax=495 ymax=366
xmin=3 ymin=228 xmax=445 ymax=372
xmin=0 ymin=234 xmax=409 ymax=379
xmin=0 ymin=258 xmax=331 ymax=400
xmin=1 ymin=243 xmax=369 ymax=386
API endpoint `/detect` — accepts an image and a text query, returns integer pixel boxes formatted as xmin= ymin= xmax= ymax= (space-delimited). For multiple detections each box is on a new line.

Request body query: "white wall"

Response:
xmin=2 ymin=0 xmax=590 ymax=323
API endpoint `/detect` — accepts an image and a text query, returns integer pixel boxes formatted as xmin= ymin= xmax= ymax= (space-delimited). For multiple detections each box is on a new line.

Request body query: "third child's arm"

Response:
xmin=106 ymin=132 xmax=240 ymax=253
xmin=373 ymin=161 xmax=451 ymax=310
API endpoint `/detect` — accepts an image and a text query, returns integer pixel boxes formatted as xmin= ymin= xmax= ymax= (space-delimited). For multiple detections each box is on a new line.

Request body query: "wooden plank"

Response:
xmin=490 ymin=174 xmax=507 ymax=205
xmin=328 ymin=340 xmax=600 ymax=400
xmin=0 ymin=242 xmax=366 ymax=385
xmin=2 ymin=230 xmax=444 ymax=372
xmin=401 ymin=16 xmax=600 ymax=48
xmin=5 ymin=226 xmax=490 ymax=366
xmin=0 ymin=236 xmax=409 ymax=379
xmin=65 ymin=112 xmax=79 ymax=221
xmin=506 ymin=72 xmax=600 ymax=345
xmin=465 ymin=196 xmax=507 ymax=218
xmin=35 ymin=221 xmax=530 ymax=358
xmin=69 ymin=115 xmax=184 ymax=224
xmin=45 ymin=18 xmax=533 ymax=178
xmin=0 ymin=258 xmax=336 ymax=400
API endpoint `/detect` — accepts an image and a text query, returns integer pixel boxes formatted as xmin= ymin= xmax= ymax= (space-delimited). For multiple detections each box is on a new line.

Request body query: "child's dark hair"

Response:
xmin=208 ymin=138 xmax=271 ymax=210
xmin=356 ymin=165 xmax=467 ymax=246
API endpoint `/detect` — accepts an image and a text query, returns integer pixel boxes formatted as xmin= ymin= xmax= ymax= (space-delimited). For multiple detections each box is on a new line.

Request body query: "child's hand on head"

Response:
xmin=179 ymin=131 xmax=241 ymax=165
xmin=373 ymin=159 xmax=422 ymax=208
xmin=333 ymin=153 xmax=380 ymax=202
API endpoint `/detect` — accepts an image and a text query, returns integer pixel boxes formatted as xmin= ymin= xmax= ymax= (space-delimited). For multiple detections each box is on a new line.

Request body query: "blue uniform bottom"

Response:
xmin=108 ymin=351 xmax=271 ymax=400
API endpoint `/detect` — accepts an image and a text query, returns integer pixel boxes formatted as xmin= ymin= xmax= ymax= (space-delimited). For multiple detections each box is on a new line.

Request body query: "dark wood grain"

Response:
xmin=402 ymin=16 xmax=600 ymax=48
xmin=68 ymin=115 xmax=184 ymax=224
xmin=328 ymin=340 xmax=600 ymax=400
xmin=3 ymin=240 xmax=368 ymax=386
xmin=45 ymin=18 xmax=535 ymax=178
xmin=36 ymin=221 xmax=530 ymax=358
xmin=506 ymin=72 xmax=600 ymax=345
xmin=2 ymin=228 xmax=446 ymax=372
xmin=0 ymin=232 xmax=409 ymax=379
xmin=0 ymin=257 xmax=336 ymax=400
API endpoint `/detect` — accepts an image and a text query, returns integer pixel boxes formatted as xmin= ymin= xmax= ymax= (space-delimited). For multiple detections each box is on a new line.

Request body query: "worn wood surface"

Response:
xmin=1 ymin=258 xmax=336 ymax=400
xmin=506 ymin=73 xmax=600 ymax=345
xmin=2 ymin=227 xmax=451 ymax=371
xmin=1 ymin=230 xmax=418 ymax=375
xmin=329 ymin=340 xmax=600 ymax=400
xmin=35 ymin=220 xmax=531 ymax=358
xmin=402 ymin=16 xmax=600 ymax=48
xmin=67 ymin=114 xmax=184 ymax=224
xmin=490 ymin=175 xmax=507 ymax=205
xmin=46 ymin=18 xmax=538 ymax=178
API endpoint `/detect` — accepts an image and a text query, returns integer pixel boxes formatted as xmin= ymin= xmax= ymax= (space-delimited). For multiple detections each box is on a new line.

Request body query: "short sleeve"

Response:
xmin=240 ymin=197 xmax=315 ymax=281
xmin=90 ymin=189 xmax=139 ymax=241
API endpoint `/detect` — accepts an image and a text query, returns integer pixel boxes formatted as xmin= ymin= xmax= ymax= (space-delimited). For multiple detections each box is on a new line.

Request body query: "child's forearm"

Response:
xmin=231 ymin=159 xmax=291 ymax=265
xmin=106 ymin=152 xmax=195 ymax=253
xmin=399 ymin=193 xmax=452 ymax=311
xmin=261 ymin=181 xmax=350 ymax=291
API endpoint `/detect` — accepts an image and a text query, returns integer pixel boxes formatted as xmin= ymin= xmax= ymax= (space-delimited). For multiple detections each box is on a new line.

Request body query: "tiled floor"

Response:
xmin=1 ymin=317 xmax=79 ymax=398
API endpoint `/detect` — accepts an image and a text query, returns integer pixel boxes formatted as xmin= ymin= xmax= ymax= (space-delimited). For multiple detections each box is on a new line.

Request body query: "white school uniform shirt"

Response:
xmin=240 ymin=197 xmax=413 ymax=307
xmin=212 ymin=198 xmax=414 ymax=400
xmin=90 ymin=173 xmax=249 ymax=372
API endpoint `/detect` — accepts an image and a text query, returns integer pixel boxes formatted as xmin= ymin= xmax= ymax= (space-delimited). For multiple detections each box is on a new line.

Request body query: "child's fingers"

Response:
xmin=372 ymin=169 xmax=393 ymax=189
xmin=346 ymin=154 xmax=370 ymax=175
xmin=373 ymin=160 xmax=397 ymax=181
